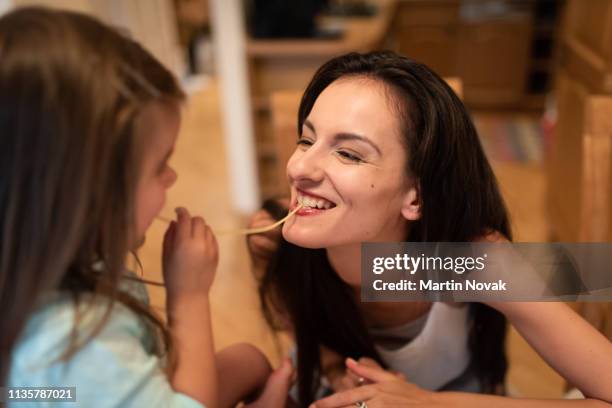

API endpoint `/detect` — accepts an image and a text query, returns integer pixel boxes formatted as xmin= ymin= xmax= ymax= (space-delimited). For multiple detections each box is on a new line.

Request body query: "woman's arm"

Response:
xmin=438 ymin=392 xmax=611 ymax=407
xmin=478 ymin=232 xmax=612 ymax=402
xmin=489 ymin=301 xmax=612 ymax=402
xmin=312 ymin=359 xmax=612 ymax=408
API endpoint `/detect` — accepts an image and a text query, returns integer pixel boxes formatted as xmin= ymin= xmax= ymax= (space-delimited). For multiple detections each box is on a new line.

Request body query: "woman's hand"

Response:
xmin=316 ymin=358 xmax=612 ymax=408
xmin=313 ymin=358 xmax=438 ymax=408
xmin=327 ymin=357 xmax=405 ymax=393
xmin=162 ymin=206 xmax=219 ymax=306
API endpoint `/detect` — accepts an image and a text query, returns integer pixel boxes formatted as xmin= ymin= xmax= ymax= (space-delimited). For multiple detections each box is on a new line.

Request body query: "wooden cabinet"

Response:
xmin=392 ymin=1 xmax=460 ymax=77
xmin=396 ymin=25 xmax=459 ymax=77
xmin=547 ymin=0 xmax=612 ymax=242
xmin=391 ymin=0 xmax=555 ymax=108
xmin=549 ymin=70 xmax=586 ymax=242
xmin=547 ymin=81 xmax=612 ymax=242
xmin=561 ymin=0 xmax=612 ymax=93
xmin=565 ymin=0 xmax=612 ymax=66
xmin=551 ymin=3 xmax=612 ymax=344
xmin=457 ymin=16 xmax=532 ymax=106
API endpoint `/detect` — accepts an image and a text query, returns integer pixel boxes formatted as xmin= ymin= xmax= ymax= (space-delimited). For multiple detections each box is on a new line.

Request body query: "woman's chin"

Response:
xmin=282 ymin=227 xmax=327 ymax=249
xmin=284 ymin=235 xmax=324 ymax=249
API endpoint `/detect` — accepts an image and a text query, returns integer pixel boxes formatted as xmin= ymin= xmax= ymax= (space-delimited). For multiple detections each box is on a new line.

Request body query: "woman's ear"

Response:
xmin=401 ymin=184 xmax=421 ymax=221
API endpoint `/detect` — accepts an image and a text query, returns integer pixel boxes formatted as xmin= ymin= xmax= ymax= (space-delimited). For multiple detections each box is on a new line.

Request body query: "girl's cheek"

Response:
xmin=154 ymin=187 xmax=167 ymax=216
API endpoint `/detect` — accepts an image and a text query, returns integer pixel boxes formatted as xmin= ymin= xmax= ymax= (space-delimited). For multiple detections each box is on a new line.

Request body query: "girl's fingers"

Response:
xmin=163 ymin=221 xmax=176 ymax=256
xmin=191 ymin=216 xmax=206 ymax=238
xmin=175 ymin=207 xmax=191 ymax=240
xmin=346 ymin=358 xmax=397 ymax=384
xmin=204 ymin=223 xmax=216 ymax=242
xmin=310 ymin=385 xmax=375 ymax=408
xmin=205 ymin=225 xmax=219 ymax=255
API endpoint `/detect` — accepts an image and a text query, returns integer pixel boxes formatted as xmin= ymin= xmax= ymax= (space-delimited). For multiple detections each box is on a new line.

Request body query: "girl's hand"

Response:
xmin=313 ymin=358 xmax=438 ymax=408
xmin=162 ymin=207 xmax=218 ymax=306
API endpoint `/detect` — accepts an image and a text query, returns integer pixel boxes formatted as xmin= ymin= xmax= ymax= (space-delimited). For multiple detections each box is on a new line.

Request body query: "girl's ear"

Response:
xmin=401 ymin=183 xmax=421 ymax=221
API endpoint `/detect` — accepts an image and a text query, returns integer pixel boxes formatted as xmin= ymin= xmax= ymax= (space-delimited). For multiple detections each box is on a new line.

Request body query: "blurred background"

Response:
xmin=2 ymin=0 xmax=611 ymax=399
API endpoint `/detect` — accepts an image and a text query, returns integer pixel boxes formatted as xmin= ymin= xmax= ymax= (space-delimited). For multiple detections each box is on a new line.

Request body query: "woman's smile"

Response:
xmin=291 ymin=188 xmax=337 ymax=216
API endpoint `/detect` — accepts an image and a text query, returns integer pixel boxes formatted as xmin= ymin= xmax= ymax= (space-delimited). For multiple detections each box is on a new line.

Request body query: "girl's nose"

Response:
xmin=163 ymin=167 xmax=178 ymax=188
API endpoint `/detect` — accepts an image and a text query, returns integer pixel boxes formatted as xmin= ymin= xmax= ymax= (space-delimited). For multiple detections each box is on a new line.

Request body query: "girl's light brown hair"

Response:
xmin=0 ymin=7 xmax=185 ymax=381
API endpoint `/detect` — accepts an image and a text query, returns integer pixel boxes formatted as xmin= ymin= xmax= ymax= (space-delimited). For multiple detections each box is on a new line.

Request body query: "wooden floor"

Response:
xmin=139 ymin=82 xmax=565 ymax=398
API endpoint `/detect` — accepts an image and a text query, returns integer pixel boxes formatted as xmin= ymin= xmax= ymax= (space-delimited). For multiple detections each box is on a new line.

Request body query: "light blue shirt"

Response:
xmin=8 ymin=281 xmax=204 ymax=408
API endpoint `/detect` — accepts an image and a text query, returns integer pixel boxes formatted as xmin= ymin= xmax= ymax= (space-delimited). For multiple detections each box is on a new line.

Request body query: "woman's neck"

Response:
xmin=326 ymin=243 xmax=362 ymax=286
xmin=326 ymin=244 xmax=431 ymax=329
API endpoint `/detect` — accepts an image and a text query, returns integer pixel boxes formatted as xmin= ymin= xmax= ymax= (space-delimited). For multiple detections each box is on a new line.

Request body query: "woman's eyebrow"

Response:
xmin=303 ymin=119 xmax=316 ymax=134
xmin=334 ymin=133 xmax=382 ymax=156
xmin=303 ymin=119 xmax=382 ymax=156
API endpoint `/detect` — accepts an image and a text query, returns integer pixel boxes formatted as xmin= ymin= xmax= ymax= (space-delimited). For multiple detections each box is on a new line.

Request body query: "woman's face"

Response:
xmin=282 ymin=77 xmax=420 ymax=249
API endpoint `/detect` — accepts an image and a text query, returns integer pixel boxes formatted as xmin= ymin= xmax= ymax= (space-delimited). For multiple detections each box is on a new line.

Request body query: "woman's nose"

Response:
xmin=286 ymin=147 xmax=325 ymax=184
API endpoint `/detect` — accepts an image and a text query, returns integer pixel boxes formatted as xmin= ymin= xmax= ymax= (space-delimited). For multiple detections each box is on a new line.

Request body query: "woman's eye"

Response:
xmin=297 ymin=138 xmax=313 ymax=147
xmin=336 ymin=150 xmax=363 ymax=163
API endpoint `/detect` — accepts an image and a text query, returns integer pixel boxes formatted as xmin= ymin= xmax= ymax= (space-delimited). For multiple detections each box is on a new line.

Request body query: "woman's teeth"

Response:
xmin=297 ymin=194 xmax=334 ymax=209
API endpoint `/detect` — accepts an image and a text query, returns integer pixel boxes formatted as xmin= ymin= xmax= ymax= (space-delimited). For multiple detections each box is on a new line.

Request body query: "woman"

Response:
xmin=248 ymin=51 xmax=612 ymax=407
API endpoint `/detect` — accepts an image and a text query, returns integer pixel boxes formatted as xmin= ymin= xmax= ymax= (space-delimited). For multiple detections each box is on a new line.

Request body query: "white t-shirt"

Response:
xmin=8 ymin=283 xmax=203 ymax=408
xmin=372 ymin=302 xmax=475 ymax=391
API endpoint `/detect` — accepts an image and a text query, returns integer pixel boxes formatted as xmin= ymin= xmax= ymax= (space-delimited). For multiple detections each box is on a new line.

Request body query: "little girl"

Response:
xmin=0 ymin=7 xmax=290 ymax=408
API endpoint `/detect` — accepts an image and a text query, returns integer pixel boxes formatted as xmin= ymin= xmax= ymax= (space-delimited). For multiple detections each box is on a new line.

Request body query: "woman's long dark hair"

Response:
xmin=260 ymin=51 xmax=512 ymax=406
xmin=0 ymin=8 xmax=184 ymax=382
